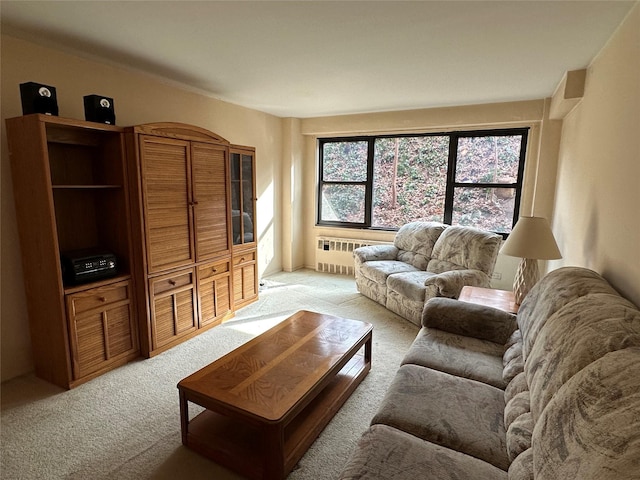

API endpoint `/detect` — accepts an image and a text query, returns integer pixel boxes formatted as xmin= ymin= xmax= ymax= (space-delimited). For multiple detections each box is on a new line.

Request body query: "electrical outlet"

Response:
xmin=492 ymin=272 xmax=502 ymax=280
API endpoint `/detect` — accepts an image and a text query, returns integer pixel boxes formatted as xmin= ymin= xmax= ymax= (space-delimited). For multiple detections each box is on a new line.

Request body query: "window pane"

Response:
xmin=322 ymin=141 xmax=368 ymax=182
xmin=372 ymin=136 xmax=449 ymax=228
xmin=452 ymin=187 xmax=516 ymax=233
xmin=455 ymin=135 xmax=522 ymax=183
xmin=320 ymin=184 xmax=365 ymax=223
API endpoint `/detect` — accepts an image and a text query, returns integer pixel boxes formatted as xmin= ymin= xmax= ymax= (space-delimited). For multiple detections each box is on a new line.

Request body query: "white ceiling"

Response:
xmin=1 ymin=1 xmax=635 ymax=118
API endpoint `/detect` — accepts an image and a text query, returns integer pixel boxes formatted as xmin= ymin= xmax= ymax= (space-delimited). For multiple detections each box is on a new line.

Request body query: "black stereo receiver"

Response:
xmin=61 ymin=248 xmax=117 ymax=285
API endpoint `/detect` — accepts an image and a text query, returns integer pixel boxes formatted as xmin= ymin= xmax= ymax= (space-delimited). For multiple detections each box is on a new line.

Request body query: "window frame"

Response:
xmin=317 ymin=127 xmax=529 ymax=237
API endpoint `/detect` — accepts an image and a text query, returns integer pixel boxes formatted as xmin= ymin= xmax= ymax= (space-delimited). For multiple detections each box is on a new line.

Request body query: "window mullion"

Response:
xmin=364 ymin=138 xmax=375 ymax=227
xmin=443 ymin=135 xmax=458 ymax=225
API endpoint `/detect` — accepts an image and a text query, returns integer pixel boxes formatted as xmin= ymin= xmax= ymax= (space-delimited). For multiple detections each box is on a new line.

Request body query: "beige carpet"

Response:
xmin=1 ymin=269 xmax=419 ymax=479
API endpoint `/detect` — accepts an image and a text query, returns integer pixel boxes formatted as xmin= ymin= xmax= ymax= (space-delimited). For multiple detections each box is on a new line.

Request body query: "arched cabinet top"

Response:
xmin=131 ymin=122 xmax=229 ymax=145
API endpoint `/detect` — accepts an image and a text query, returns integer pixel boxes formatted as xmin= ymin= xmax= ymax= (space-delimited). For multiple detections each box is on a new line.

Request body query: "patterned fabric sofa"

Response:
xmin=354 ymin=221 xmax=502 ymax=326
xmin=339 ymin=266 xmax=640 ymax=479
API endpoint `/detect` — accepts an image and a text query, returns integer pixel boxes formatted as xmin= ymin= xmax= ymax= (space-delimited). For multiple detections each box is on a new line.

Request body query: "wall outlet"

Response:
xmin=492 ymin=272 xmax=502 ymax=280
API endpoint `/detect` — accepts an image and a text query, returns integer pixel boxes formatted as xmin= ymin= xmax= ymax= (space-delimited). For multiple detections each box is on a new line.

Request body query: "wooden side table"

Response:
xmin=458 ymin=286 xmax=519 ymax=314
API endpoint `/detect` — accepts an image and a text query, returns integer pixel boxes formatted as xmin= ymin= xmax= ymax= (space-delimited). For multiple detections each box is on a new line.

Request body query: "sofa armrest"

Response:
xmin=424 ymin=269 xmax=492 ymax=298
xmin=353 ymin=244 xmax=398 ymax=263
xmin=422 ymin=297 xmax=517 ymax=344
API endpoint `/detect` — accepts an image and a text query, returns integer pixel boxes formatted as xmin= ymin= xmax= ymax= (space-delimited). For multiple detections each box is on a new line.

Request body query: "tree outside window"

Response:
xmin=317 ymin=128 xmax=528 ymax=236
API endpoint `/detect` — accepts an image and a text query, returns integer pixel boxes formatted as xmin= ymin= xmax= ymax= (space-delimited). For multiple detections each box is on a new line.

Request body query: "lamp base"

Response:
xmin=513 ymin=258 xmax=539 ymax=305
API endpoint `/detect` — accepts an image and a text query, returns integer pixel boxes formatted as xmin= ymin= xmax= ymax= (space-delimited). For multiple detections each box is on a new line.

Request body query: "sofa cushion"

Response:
xmin=423 ymin=297 xmax=517 ymax=344
xmin=517 ymin=267 xmax=619 ymax=360
xmin=506 ymin=412 xmax=533 ymax=462
xmin=504 ymin=391 xmax=530 ymax=430
xmin=428 ymin=225 xmax=502 ymax=275
xmin=508 ymin=448 xmax=533 ymax=480
xmin=393 ymin=221 xmax=447 ymax=269
xmin=502 ymin=351 xmax=524 ymax=385
xmin=371 ymin=364 xmax=510 ymax=470
xmin=503 ymin=333 xmax=522 ymax=366
xmin=339 ymin=424 xmax=508 ymax=480
xmin=526 ymin=293 xmax=640 ymax=421
xmin=358 ymin=260 xmax=418 ymax=284
xmin=402 ymin=327 xmax=506 ymax=389
xmin=386 ymin=271 xmax=435 ymax=301
xmin=504 ymin=371 xmax=528 ymax=404
xmin=534 ymin=348 xmax=640 ymax=480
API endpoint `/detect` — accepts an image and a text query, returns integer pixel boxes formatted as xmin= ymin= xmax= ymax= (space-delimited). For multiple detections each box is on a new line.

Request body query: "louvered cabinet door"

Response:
xmin=66 ymin=280 xmax=138 ymax=381
xmin=149 ymin=269 xmax=198 ymax=350
xmin=233 ymin=249 xmax=258 ymax=309
xmin=191 ymin=142 xmax=230 ymax=261
xmin=139 ymin=136 xmax=195 ymax=273
xmin=198 ymin=260 xmax=232 ymax=327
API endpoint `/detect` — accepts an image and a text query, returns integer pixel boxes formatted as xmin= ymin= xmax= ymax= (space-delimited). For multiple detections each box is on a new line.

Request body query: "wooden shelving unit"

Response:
xmin=5 ymin=114 xmax=139 ymax=389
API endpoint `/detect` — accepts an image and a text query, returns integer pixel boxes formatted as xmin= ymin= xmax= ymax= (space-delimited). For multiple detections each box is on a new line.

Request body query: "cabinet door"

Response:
xmin=230 ymin=148 xmax=256 ymax=246
xmin=191 ymin=142 xmax=230 ymax=261
xmin=149 ymin=269 xmax=198 ymax=350
xmin=139 ymin=136 xmax=194 ymax=273
xmin=66 ymin=281 xmax=138 ymax=380
xmin=198 ymin=260 xmax=232 ymax=327
xmin=233 ymin=249 xmax=258 ymax=308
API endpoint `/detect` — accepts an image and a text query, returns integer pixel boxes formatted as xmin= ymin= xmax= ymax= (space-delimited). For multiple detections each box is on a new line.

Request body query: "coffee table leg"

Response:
xmin=365 ymin=332 xmax=372 ymax=365
xmin=264 ymin=423 xmax=285 ymax=479
xmin=179 ymin=390 xmax=189 ymax=445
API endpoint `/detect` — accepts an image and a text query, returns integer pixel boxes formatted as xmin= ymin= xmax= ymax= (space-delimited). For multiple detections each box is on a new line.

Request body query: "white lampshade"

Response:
xmin=501 ymin=216 xmax=562 ymax=260
xmin=501 ymin=216 xmax=562 ymax=304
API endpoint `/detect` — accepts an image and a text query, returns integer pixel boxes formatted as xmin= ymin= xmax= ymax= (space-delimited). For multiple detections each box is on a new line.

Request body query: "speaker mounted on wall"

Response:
xmin=84 ymin=94 xmax=116 ymax=125
xmin=20 ymin=82 xmax=59 ymax=116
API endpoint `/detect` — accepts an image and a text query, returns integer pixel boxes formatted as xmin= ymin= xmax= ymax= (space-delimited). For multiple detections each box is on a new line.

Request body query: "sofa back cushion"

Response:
xmin=525 ymin=292 xmax=640 ymax=421
xmin=533 ymin=348 xmax=640 ymax=480
xmin=427 ymin=225 xmax=501 ymax=275
xmin=394 ymin=221 xmax=447 ymax=269
xmin=516 ymin=267 xmax=619 ymax=360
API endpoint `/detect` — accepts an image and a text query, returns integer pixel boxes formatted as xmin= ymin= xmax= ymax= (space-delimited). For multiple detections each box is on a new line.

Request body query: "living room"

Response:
xmin=1 ymin=2 xmax=639 ymax=478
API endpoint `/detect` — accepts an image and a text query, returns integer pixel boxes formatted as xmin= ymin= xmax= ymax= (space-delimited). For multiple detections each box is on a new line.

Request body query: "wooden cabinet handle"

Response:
xmin=169 ymin=279 xmax=176 ymax=286
xmin=99 ymin=297 xmax=107 ymax=302
xmin=212 ymin=268 xmax=217 ymax=273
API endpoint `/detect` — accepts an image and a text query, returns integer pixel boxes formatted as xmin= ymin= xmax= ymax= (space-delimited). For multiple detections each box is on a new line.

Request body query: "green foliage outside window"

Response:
xmin=318 ymin=129 xmax=527 ymax=235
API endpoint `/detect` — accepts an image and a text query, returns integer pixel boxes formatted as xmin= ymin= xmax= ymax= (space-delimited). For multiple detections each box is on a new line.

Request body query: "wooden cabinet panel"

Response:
xmin=198 ymin=260 xmax=232 ymax=327
xmin=139 ymin=136 xmax=194 ymax=273
xmin=233 ymin=249 xmax=258 ymax=309
xmin=149 ymin=269 xmax=198 ymax=350
xmin=192 ymin=142 xmax=230 ymax=261
xmin=230 ymin=147 xmax=256 ymax=247
xmin=6 ymin=115 xmax=138 ymax=388
xmin=127 ymin=124 xmax=258 ymax=357
xmin=66 ymin=280 xmax=138 ymax=381
xmin=69 ymin=283 xmax=129 ymax=314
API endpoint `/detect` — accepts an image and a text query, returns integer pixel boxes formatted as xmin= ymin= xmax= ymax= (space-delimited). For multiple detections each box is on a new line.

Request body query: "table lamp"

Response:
xmin=500 ymin=216 xmax=562 ymax=304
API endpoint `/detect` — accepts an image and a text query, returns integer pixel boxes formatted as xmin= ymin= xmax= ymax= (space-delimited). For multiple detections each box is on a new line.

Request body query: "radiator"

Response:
xmin=315 ymin=236 xmax=389 ymax=276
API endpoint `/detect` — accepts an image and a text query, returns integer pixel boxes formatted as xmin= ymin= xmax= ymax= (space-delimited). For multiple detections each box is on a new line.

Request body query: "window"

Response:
xmin=317 ymin=128 xmax=528 ymax=236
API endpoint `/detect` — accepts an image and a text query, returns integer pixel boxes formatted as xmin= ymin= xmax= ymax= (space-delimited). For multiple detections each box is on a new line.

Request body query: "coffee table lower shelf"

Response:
xmin=183 ymin=354 xmax=369 ymax=479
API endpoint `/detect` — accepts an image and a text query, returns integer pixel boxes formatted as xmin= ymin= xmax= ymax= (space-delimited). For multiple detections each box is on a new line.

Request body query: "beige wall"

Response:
xmin=1 ymin=35 xmax=284 ymax=381
xmin=298 ymin=100 xmax=561 ymax=290
xmin=550 ymin=3 xmax=640 ymax=306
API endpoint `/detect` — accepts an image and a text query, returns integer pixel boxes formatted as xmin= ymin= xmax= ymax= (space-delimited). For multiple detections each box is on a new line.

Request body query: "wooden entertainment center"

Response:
xmin=6 ymin=115 xmax=258 ymax=388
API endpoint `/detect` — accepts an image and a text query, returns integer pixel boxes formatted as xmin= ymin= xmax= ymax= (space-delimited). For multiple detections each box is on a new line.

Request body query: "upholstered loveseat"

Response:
xmin=354 ymin=221 xmax=502 ymax=326
xmin=340 ymin=266 xmax=640 ymax=479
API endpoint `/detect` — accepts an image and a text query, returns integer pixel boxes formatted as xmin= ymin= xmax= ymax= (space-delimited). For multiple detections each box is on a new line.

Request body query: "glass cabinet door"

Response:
xmin=230 ymin=148 xmax=256 ymax=246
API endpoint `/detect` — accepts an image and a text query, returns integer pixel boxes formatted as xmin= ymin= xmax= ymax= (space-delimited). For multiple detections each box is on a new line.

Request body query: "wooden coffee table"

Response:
xmin=177 ymin=310 xmax=373 ymax=479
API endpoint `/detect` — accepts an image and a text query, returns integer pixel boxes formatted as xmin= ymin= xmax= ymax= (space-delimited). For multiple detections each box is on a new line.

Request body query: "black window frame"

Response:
xmin=317 ymin=127 xmax=529 ymax=238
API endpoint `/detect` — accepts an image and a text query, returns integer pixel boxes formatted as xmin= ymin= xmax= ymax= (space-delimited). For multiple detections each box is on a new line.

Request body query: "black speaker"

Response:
xmin=83 ymin=94 xmax=116 ymax=125
xmin=20 ymin=82 xmax=59 ymax=116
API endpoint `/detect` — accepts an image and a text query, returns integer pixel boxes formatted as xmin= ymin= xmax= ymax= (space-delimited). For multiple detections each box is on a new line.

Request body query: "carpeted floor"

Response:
xmin=1 ymin=269 xmax=419 ymax=479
